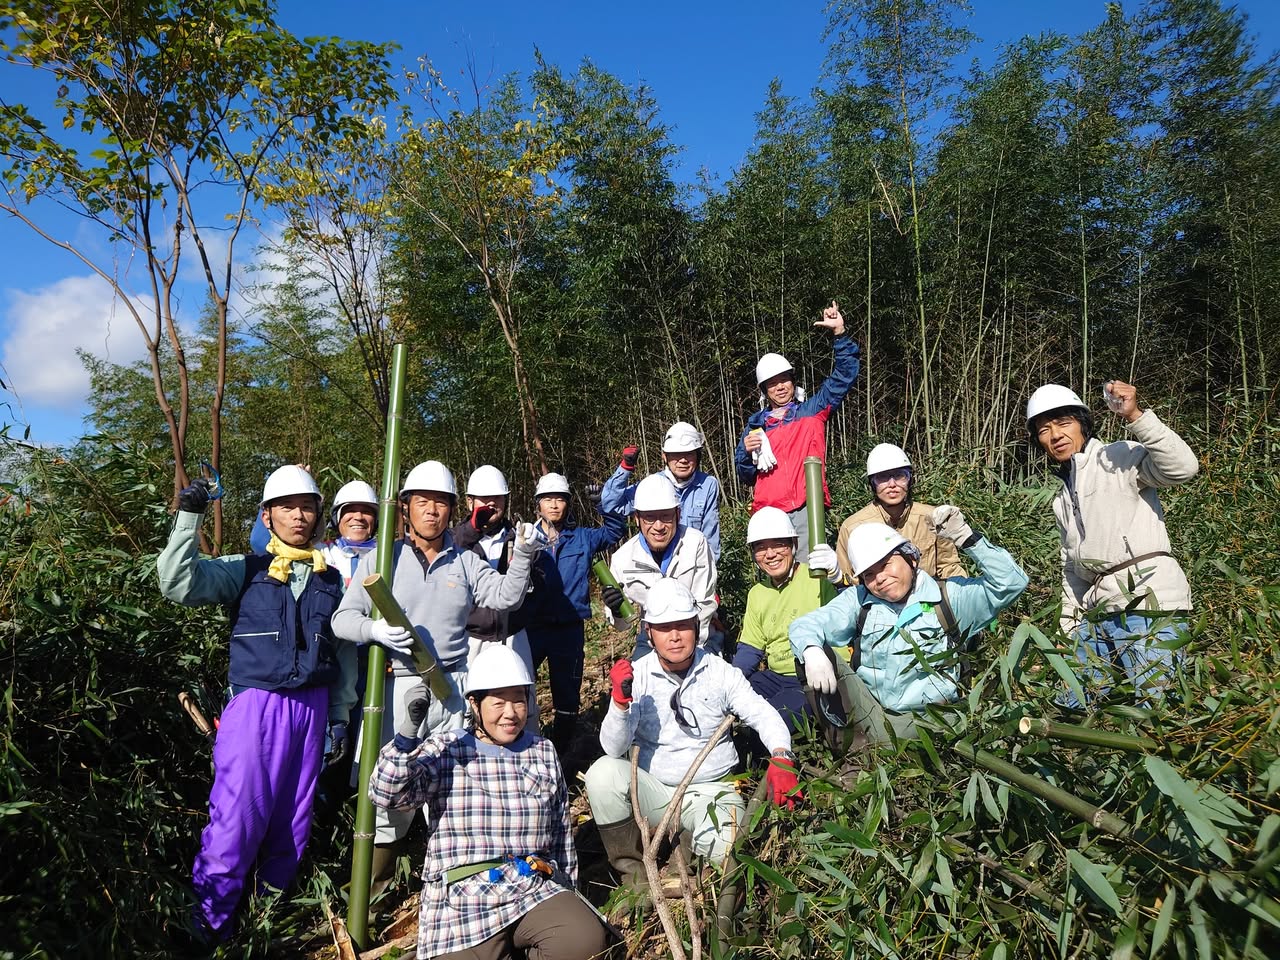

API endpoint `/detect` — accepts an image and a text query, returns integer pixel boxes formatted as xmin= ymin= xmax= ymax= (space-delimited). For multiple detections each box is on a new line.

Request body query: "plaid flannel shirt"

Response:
xmin=368 ymin=728 xmax=576 ymax=957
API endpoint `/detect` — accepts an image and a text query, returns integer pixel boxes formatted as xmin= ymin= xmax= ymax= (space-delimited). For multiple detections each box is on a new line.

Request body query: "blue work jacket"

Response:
xmin=526 ymin=512 xmax=626 ymax=627
xmin=600 ymin=466 xmax=722 ymax=560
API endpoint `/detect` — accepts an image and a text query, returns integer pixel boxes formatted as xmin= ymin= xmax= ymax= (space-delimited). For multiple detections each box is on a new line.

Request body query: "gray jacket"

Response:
xmin=1054 ymin=409 xmax=1199 ymax=632
xmin=332 ymin=534 xmax=532 ymax=676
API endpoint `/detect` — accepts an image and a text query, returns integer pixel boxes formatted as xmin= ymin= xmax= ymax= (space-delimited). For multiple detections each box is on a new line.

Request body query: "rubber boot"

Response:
xmin=597 ymin=818 xmax=646 ymax=888
xmin=368 ymin=840 xmax=401 ymax=901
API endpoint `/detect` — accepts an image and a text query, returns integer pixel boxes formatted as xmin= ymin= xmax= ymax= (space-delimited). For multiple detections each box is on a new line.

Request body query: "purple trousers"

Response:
xmin=193 ymin=685 xmax=326 ymax=936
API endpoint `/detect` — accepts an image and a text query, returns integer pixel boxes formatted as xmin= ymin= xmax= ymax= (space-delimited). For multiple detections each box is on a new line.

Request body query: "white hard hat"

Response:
xmin=331 ymin=480 xmax=378 ymax=527
xmin=1026 ymin=384 xmax=1088 ymax=426
xmin=746 ymin=506 xmax=797 ymax=545
xmin=847 ymin=522 xmax=910 ymax=577
xmin=633 ymin=473 xmax=680 ymax=512
xmin=865 ymin=443 xmax=912 ymax=477
xmin=466 ymin=465 xmax=510 ymax=497
xmin=534 ymin=472 xmax=571 ymax=498
xmin=756 ymin=352 xmax=794 ymax=386
xmin=400 ymin=460 xmax=457 ymax=498
xmin=260 ymin=464 xmax=322 ymax=510
xmin=464 ymin=643 xmax=533 ymax=695
xmin=642 ymin=577 xmax=700 ymax=625
xmin=662 ymin=421 xmax=704 ymax=453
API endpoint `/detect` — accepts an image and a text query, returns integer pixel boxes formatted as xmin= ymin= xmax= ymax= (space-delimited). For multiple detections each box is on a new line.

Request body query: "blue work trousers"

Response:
xmin=527 ymin=622 xmax=586 ymax=717
xmin=1060 ymin=612 xmax=1186 ymax=708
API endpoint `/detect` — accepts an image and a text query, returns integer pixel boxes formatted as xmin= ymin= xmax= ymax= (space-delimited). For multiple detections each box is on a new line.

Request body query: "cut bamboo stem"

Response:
xmin=951 ymin=740 xmax=1132 ymax=839
xmin=1017 ymin=716 xmax=1164 ymax=755
xmin=347 ymin=341 xmax=408 ymax=948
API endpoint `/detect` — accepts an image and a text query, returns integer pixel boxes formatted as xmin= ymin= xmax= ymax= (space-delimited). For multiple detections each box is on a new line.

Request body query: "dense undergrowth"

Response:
xmin=1 ymin=406 xmax=1277 ymax=958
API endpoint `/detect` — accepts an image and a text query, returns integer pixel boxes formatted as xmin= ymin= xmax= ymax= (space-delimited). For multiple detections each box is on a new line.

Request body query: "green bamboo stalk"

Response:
xmin=361 ymin=574 xmax=451 ymax=701
xmin=347 ymin=342 xmax=408 ymax=947
xmin=951 ymin=740 xmax=1132 ymax=839
xmin=1017 ymin=716 xmax=1164 ymax=755
xmin=804 ymin=456 xmax=826 ymax=579
xmin=591 ymin=558 xmax=637 ymax=620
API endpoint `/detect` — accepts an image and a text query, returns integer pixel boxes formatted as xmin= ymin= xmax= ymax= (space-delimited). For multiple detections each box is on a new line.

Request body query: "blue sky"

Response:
xmin=1 ymin=0 xmax=1277 ymax=446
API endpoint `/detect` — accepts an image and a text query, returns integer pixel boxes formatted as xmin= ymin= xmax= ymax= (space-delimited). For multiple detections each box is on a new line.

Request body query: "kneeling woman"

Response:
xmin=368 ymin=644 xmax=611 ymax=960
xmin=790 ymin=508 xmax=1028 ymax=742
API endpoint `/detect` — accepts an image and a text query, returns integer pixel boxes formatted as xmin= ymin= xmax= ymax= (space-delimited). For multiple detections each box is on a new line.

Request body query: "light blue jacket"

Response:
xmin=789 ymin=538 xmax=1028 ymax=712
xmin=600 ymin=466 xmax=722 ymax=559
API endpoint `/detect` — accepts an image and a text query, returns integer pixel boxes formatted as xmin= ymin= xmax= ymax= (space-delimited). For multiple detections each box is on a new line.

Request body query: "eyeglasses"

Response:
xmin=669 ymin=685 xmax=700 ymax=735
xmin=871 ymin=468 xmax=911 ymax=487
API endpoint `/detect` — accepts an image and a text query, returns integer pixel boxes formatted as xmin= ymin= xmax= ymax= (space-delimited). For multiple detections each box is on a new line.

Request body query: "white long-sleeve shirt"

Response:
xmin=599 ymin=648 xmax=790 ymax=785
xmin=609 ymin=526 xmax=717 ymax=636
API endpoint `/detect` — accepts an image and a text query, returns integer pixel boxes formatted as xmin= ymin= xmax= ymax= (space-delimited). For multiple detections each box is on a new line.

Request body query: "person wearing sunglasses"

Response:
xmin=833 ymin=443 xmax=966 ymax=588
xmin=1025 ymin=382 xmax=1198 ymax=706
xmin=585 ymin=579 xmax=800 ymax=891
xmin=790 ymin=514 xmax=1028 ymax=744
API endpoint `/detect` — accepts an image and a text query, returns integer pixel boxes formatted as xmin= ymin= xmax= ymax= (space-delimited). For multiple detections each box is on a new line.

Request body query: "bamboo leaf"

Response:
xmin=1145 ymin=756 xmax=1235 ymax=863
xmin=1150 ymin=885 xmax=1177 ymax=957
xmin=1066 ymin=850 xmax=1123 ymax=916
xmin=1188 ymin=899 xmax=1211 ymax=960
xmin=737 ymin=853 xmax=798 ymax=893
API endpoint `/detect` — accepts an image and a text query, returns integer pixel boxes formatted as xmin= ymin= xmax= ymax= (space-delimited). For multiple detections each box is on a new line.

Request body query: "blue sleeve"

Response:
xmin=944 ymin=538 xmax=1030 ymax=634
xmin=588 ymin=507 xmax=627 ymax=552
xmin=599 ymin=466 xmax=636 ymax=518
xmin=701 ymin=477 xmax=721 ymax=559
xmin=735 ymin=428 xmax=756 ymax=486
xmin=788 ymin=585 xmax=866 ymax=658
xmin=798 ymin=335 xmax=860 ymax=417
xmin=250 ymin=514 xmax=270 ymax=553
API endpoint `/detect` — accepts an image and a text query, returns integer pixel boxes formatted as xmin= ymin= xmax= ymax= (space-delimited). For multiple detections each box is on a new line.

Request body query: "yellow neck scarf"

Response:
xmin=265 ymin=532 xmax=328 ymax=583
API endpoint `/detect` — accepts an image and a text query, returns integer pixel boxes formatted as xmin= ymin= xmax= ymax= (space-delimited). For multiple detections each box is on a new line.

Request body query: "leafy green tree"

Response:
xmin=0 ymin=0 xmax=394 ymax=549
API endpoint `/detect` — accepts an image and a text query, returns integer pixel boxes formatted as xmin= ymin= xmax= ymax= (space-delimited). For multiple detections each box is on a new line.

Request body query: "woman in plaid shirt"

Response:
xmin=368 ymin=644 xmax=611 ymax=960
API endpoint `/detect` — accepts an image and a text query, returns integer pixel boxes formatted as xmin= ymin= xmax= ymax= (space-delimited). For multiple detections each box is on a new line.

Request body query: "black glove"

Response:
xmin=178 ymin=478 xmax=214 ymax=514
xmin=398 ymin=681 xmax=430 ymax=741
xmin=601 ymin=585 xmax=626 ymax=616
xmin=585 ymin=483 xmax=603 ymax=505
xmin=325 ymin=722 xmax=349 ymax=766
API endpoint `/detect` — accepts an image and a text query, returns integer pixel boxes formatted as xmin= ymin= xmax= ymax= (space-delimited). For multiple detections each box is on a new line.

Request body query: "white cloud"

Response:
xmin=0 ymin=275 xmax=155 ymax=411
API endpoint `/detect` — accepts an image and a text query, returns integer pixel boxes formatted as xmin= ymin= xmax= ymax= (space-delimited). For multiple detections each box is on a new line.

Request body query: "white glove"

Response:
xmin=932 ymin=504 xmax=975 ymax=546
xmin=512 ymin=521 xmax=540 ymax=558
xmin=803 ymin=646 xmax=838 ymax=695
xmin=807 ymin=543 xmax=842 ymax=584
xmin=753 ymin=431 xmax=778 ymax=473
xmin=370 ymin=619 xmax=415 ymax=654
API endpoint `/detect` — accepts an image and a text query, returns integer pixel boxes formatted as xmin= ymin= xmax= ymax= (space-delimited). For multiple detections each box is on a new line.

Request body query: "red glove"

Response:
xmin=766 ymin=754 xmax=802 ymax=809
xmin=619 ymin=445 xmax=640 ymax=471
xmin=609 ymin=659 xmax=634 ymax=707
xmin=470 ymin=503 xmax=496 ymax=531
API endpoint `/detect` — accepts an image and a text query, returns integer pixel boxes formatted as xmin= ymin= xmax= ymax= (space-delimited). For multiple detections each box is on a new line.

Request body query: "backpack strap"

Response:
xmin=850 ymin=600 xmax=870 ymax=671
xmin=934 ymin=579 xmax=974 ymax=680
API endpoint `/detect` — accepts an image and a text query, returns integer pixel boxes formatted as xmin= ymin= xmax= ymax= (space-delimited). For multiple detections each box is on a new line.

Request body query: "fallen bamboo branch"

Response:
xmin=952 ymin=740 xmax=1132 ymax=839
xmin=630 ymin=714 xmax=736 ymax=960
xmin=358 ymin=931 xmax=415 ymax=960
xmin=715 ymin=777 xmax=770 ymax=955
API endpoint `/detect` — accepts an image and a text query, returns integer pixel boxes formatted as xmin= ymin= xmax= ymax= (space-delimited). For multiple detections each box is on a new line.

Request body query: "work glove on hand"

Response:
xmin=601 ymin=585 xmax=627 ymax=617
xmin=370 ymin=619 xmax=415 ymax=655
xmin=766 ymin=754 xmax=803 ymax=809
xmin=803 ymin=646 xmax=838 ymax=695
xmin=469 ymin=503 xmax=496 ymax=531
xmin=807 ymin=544 xmax=843 ymax=584
xmin=398 ymin=681 xmax=430 ymax=741
xmin=585 ymin=482 xmax=603 ymax=505
xmin=178 ymin=478 xmax=214 ymax=514
xmin=932 ymin=505 xmax=975 ymax=546
xmin=619 ymin=445 xmax=640 ymax=471
xmin=609 ymin=659 xmax=634 ymax=708
xmin=512 ymin=521 xmax=540 ymax=559
xmin=325 ymin=721 xmax=349 ymax=766
xmin=752 ymin=431 xmax=778 ymax=473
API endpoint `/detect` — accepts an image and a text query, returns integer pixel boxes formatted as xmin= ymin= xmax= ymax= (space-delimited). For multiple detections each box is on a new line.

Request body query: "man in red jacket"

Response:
xmin=734 ymin=300 xmax=860 ymax=560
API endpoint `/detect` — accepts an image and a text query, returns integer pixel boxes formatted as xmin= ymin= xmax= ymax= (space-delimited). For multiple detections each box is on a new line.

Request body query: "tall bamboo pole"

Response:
xmin=347 ymin=342 xmax=408 ymax=946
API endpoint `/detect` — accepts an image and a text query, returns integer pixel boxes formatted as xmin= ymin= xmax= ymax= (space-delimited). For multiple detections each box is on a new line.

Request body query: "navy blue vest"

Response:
xmin=227 ymin=554 xmax=344 ymax=691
